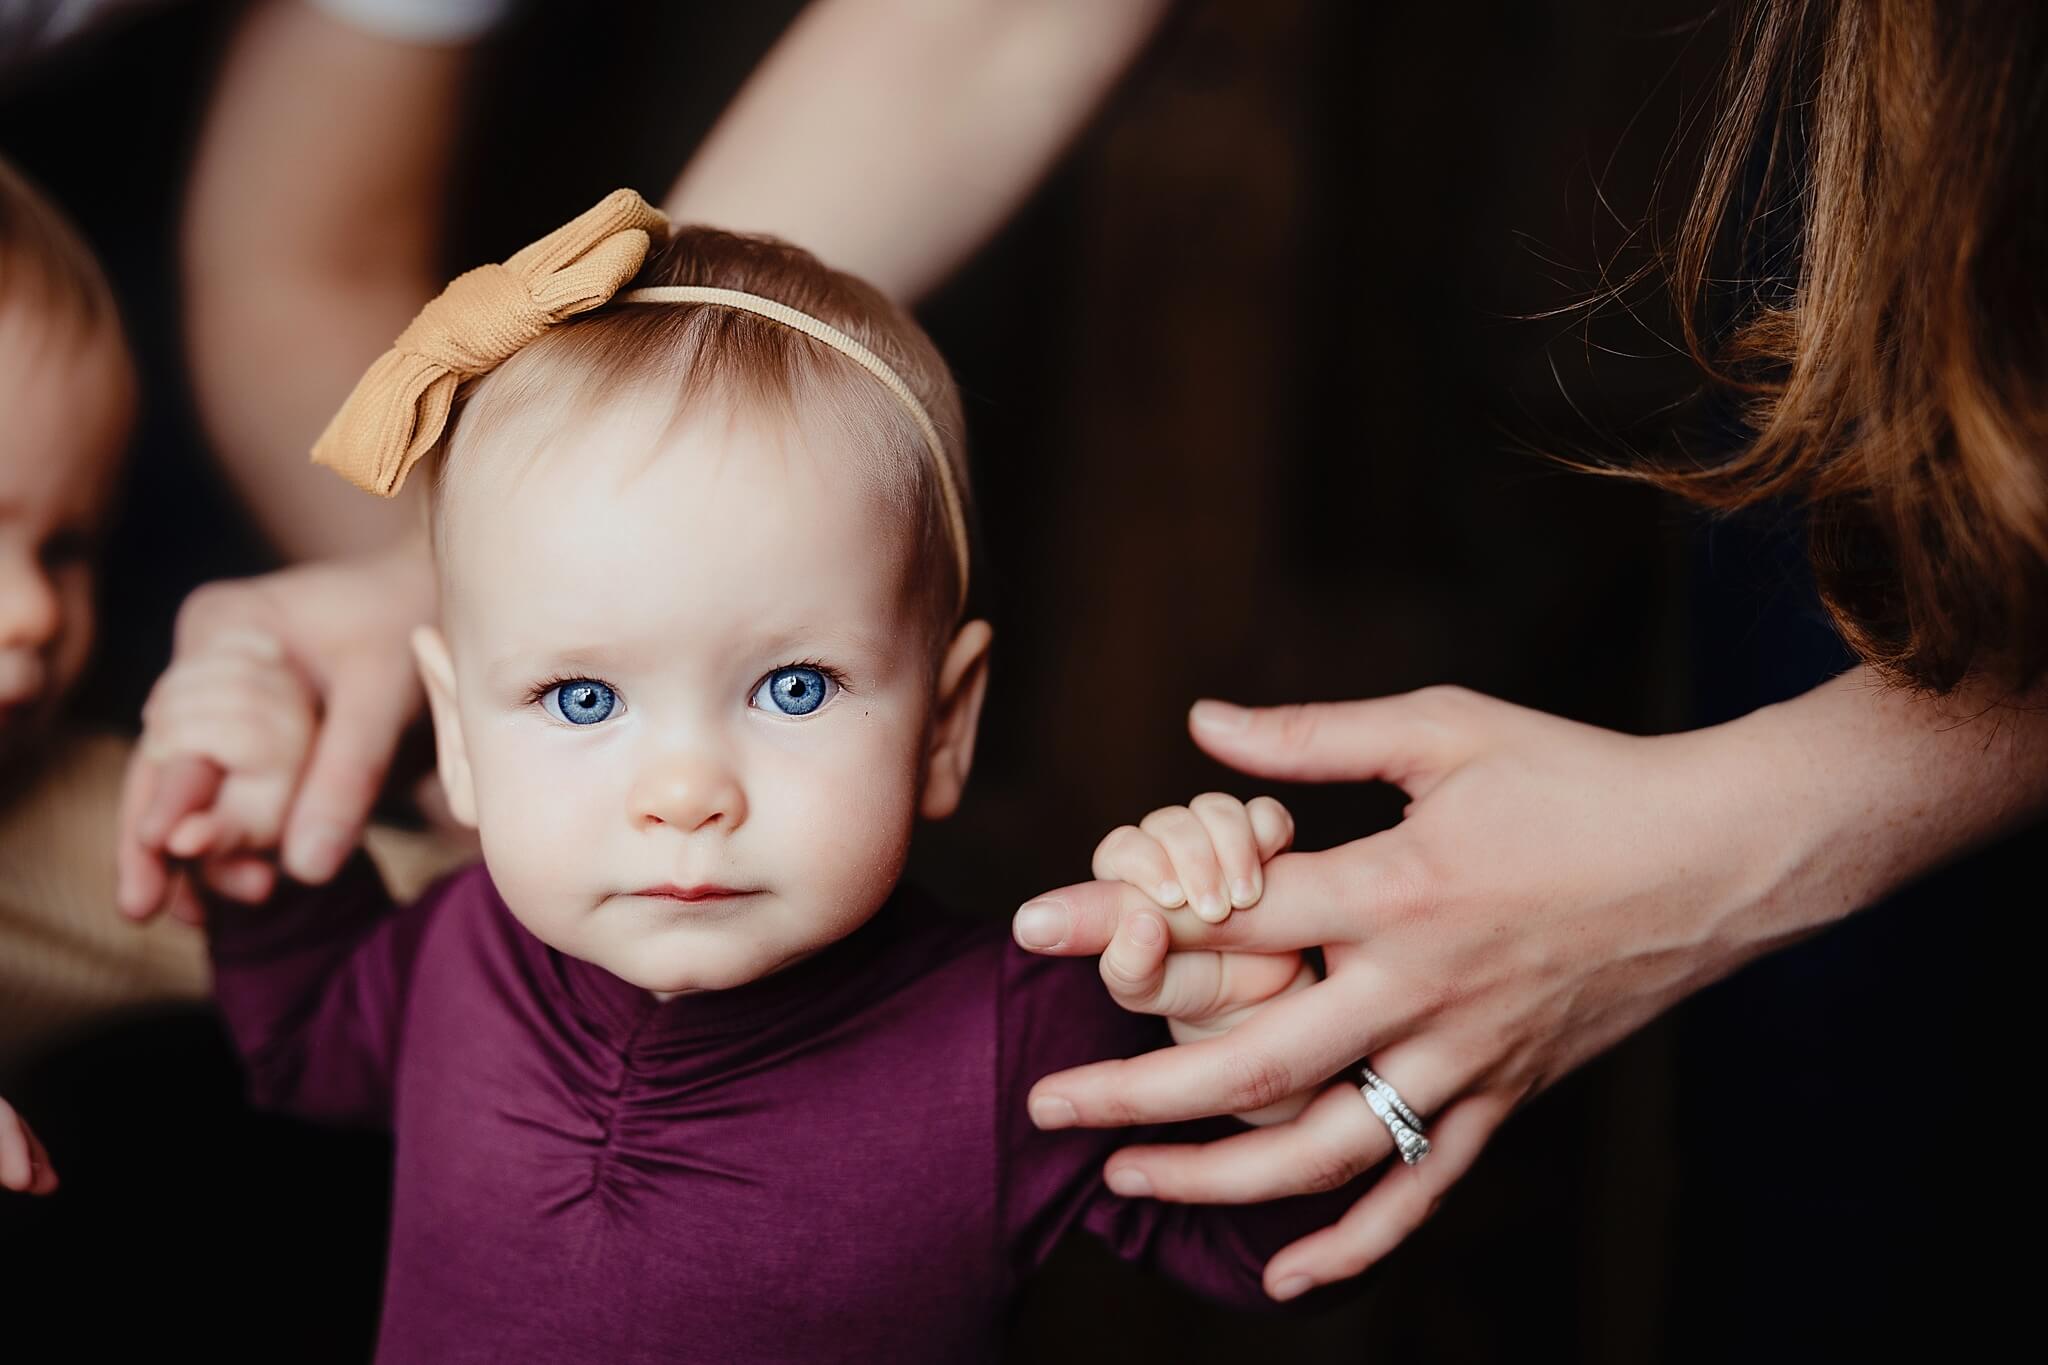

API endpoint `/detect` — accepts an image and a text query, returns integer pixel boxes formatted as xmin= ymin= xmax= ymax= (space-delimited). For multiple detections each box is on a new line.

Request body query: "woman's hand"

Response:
xmin=116 ymin=534 xmax=435 ymax=921
xmin=1010 ymin=676 xmax=2037 ymax=1299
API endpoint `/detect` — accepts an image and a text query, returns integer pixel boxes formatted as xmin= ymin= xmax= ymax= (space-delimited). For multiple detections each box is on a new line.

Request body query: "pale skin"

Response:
xmin=0 ymin=297 xmax=131 ymax=1199
xmin=119 ymin=0 xmax=1177 ymax=911
xmin=1011 ymin=674 xmax=2048 ymax=1299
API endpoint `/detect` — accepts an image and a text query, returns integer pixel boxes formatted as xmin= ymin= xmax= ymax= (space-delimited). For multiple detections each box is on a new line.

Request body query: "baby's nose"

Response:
xmin=0 ymin=558 xmax=60 ymax=655
xmin=629 ymin=751 xmax=748 ymax=834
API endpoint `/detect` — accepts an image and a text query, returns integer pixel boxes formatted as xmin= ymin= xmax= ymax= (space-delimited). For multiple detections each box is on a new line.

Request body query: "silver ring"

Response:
xmin=1358 ymin=1064 xmax=1431 ymax=1165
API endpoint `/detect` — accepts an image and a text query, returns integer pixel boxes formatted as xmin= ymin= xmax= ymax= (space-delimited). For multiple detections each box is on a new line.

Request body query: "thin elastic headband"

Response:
xmin=618 ymin=285 xmax=968 ymax=605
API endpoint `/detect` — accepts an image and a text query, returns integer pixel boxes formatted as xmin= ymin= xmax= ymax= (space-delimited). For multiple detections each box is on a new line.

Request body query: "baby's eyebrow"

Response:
xmin=751 ymin=623 xmax=895 ymax=661
xmin=483 ymin=646 xmax=615 ymax=690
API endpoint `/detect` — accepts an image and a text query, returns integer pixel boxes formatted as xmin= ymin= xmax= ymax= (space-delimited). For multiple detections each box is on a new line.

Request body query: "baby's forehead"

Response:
xmin=439 ymin=379 xmax=908 ymax=532
xmin=437 ymin=400 xmax=920 ymax=625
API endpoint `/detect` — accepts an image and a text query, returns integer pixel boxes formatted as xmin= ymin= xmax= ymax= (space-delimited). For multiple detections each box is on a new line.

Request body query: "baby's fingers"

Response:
xmin=136 ymin=754 xmax=223 ymax=854
xmin=1099 ymin=908 xmax=1183 ymax=1013
xmin=0 ymin=1097 xmax=57 ymax=1195
xmin=1091 ymin=826 xmax=1188 ymax=910
xmin=1188 ymin=793 xmax=1269 ymax=914
xmin=201 ymin=852 xmax=277 ymax=905
xmin=1247 ymin=796 xmax=1295 ymax=862
xmin=1139 ymin=805 xmax=1235 ymax=923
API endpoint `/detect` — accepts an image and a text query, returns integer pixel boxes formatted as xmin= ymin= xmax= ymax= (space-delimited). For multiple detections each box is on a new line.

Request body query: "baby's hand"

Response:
xmin=0 ymin=1093 xmax=57 ymax=1195
xmin=119 ymin=629 xmax=319 ymax=921
xmin=1091 ymin=793 xmax=1294 ymax=923
xmin=1092 ymin=794 xmax=1314 ymax=1124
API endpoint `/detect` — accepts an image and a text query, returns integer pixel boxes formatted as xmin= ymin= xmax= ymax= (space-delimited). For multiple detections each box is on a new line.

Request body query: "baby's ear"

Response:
xmin=410 ymin=625 xmax=478 ymax=829
xmin=920 ymin=619 xmax=993 ymax=821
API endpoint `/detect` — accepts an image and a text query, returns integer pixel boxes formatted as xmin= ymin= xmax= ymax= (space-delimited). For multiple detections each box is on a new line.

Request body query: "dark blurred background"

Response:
xmin=6 ymin=2 xmax=2016 ymax=1360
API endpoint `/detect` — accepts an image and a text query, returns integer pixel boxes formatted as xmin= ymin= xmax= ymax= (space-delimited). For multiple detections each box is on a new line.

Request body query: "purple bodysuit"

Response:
xmin=207 ymin=858 xmax=1352 ymax=1363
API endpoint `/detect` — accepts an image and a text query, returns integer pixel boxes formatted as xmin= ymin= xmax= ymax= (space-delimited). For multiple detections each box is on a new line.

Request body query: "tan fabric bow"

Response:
xmin=312 ymin=188 xmax=671 ymax=497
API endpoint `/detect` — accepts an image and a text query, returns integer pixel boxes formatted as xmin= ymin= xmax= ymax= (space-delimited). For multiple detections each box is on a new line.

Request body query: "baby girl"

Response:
xmin=137 ymin=191 xmax=1348 ymax=1361
xmin=0 ymin=155 xmax=136 ymax=1196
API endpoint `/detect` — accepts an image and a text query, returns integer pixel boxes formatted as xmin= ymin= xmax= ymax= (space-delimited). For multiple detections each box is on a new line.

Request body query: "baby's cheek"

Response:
xmin=783 ymin=742 xmax=918 ymax=911
xmin=472 ymin=741 xmax=603 ymax=903
xmin=48 ymin=571 xmax=94 ymax=700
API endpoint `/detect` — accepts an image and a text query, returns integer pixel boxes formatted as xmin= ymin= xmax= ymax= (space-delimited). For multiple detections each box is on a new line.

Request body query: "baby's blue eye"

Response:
xmin=753 ymin=666 xmax=834 ymax=717
xmin=542 ymin=679 xmax=618 ymax=726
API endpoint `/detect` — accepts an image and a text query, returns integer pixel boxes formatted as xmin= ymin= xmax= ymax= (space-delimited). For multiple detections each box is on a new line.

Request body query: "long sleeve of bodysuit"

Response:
xmin=995 ymin=942 xmax=1367 ymax=1313
xmin=206 ymin=853 xmax=449 ymax=1129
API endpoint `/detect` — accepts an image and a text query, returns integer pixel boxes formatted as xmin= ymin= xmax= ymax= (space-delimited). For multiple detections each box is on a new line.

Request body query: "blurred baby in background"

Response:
xmin=0 ymin=154 xmax=136 ymax=1195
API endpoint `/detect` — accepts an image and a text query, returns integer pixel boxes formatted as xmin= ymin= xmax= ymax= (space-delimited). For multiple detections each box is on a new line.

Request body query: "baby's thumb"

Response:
xmin=1098 ymin=909 xmax=1170 ymax=1011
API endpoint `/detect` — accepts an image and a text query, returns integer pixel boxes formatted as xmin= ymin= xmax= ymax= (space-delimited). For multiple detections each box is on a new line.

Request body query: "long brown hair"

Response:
xmin=1649 ymin=0 xmax=2047 ymax=694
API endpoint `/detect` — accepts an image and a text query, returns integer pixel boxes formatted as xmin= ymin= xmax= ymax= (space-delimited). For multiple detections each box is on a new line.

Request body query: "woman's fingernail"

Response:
xmin=1029 ymin=1096 xmax=1077 ymax=1130
xmin=1198 ymin=894 xmax=1229 ymax=922
xmin=1231 ymin=878 xmax=1258 ymax=907
xmin=1190 ymin=700 xmax=1249 ymax=732
xmin=1271 ymin=1275 xmax=1314 ymax=1302
xmin=1013 ymin=900 xmax=1070 ymax=949
xmin=1131 ymin=913 xmax=1163 ymax=946
xmin=1106 ymin=1167 xmax=1153 ymax=1197
xmin=1157 ymin=881 xmax=1185 ymax=908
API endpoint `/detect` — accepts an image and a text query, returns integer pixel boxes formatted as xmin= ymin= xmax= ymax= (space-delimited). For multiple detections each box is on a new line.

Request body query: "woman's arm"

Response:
xmin=1007 ymin=668 xmax=2048 ymax=1296
xmin=182 ymin=0 xmax=472 ymax=560
xmin=666 ymin=0 xmax=1176 ymax=303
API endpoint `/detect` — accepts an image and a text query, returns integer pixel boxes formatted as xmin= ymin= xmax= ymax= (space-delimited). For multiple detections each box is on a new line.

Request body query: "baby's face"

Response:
xmin=420 ymin=402 xmax=985 ymax=995
xmin=0 ymin=307 xmax=128 ymax=768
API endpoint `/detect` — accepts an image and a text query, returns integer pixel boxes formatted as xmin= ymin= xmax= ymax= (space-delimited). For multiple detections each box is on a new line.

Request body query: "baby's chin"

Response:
xmin=543 ymin=911 xmax=851 ymax=997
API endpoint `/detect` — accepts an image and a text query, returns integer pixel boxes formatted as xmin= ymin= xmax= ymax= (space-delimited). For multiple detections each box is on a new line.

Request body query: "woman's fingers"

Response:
xmin=1103 ymin=1041 xmax=1466 ymax=1201
xmin=1188 ymin=687 xmax=1492 ymax=792
xmin=1106 ymin=1079 xmax=1390 ymax=1203
xmin=1262 ymin=1088 xmax=1512 ymax=1299
xmin=281 ymin=653 xmax=420 ymax=884
xmin=1016 ymin=837 xmax=1429 ymax=958
xmin=1028 ymin=969 xmax=1400 ymax=1128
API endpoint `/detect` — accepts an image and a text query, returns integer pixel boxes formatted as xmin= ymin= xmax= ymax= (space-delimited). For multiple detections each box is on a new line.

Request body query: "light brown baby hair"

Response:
xmin=0 ymin=155 xmax=123 ymax=346
xmin=432 ymin=225 xmax=974 ymax=657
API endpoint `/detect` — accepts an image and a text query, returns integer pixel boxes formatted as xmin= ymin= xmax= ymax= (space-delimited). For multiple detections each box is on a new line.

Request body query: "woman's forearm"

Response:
xmin=1706 ymin=666 xmax=2048 ymax=953
xmin=665 ymin=0 xmax=1175 ymax=304
xmin=183 ymin=0 xmax=462 ymax=560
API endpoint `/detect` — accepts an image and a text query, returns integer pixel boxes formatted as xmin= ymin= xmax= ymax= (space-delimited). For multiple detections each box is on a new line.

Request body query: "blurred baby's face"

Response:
xmin=0 ymin=306 xmax=128 ymax=769
xmin=419 ymin=400 xmax=983 ymax=995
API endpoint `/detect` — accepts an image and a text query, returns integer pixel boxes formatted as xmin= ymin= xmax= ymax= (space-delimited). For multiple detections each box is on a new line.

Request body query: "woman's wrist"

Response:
xmin=1702 ymin=666 xmax=2048 ymax=954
